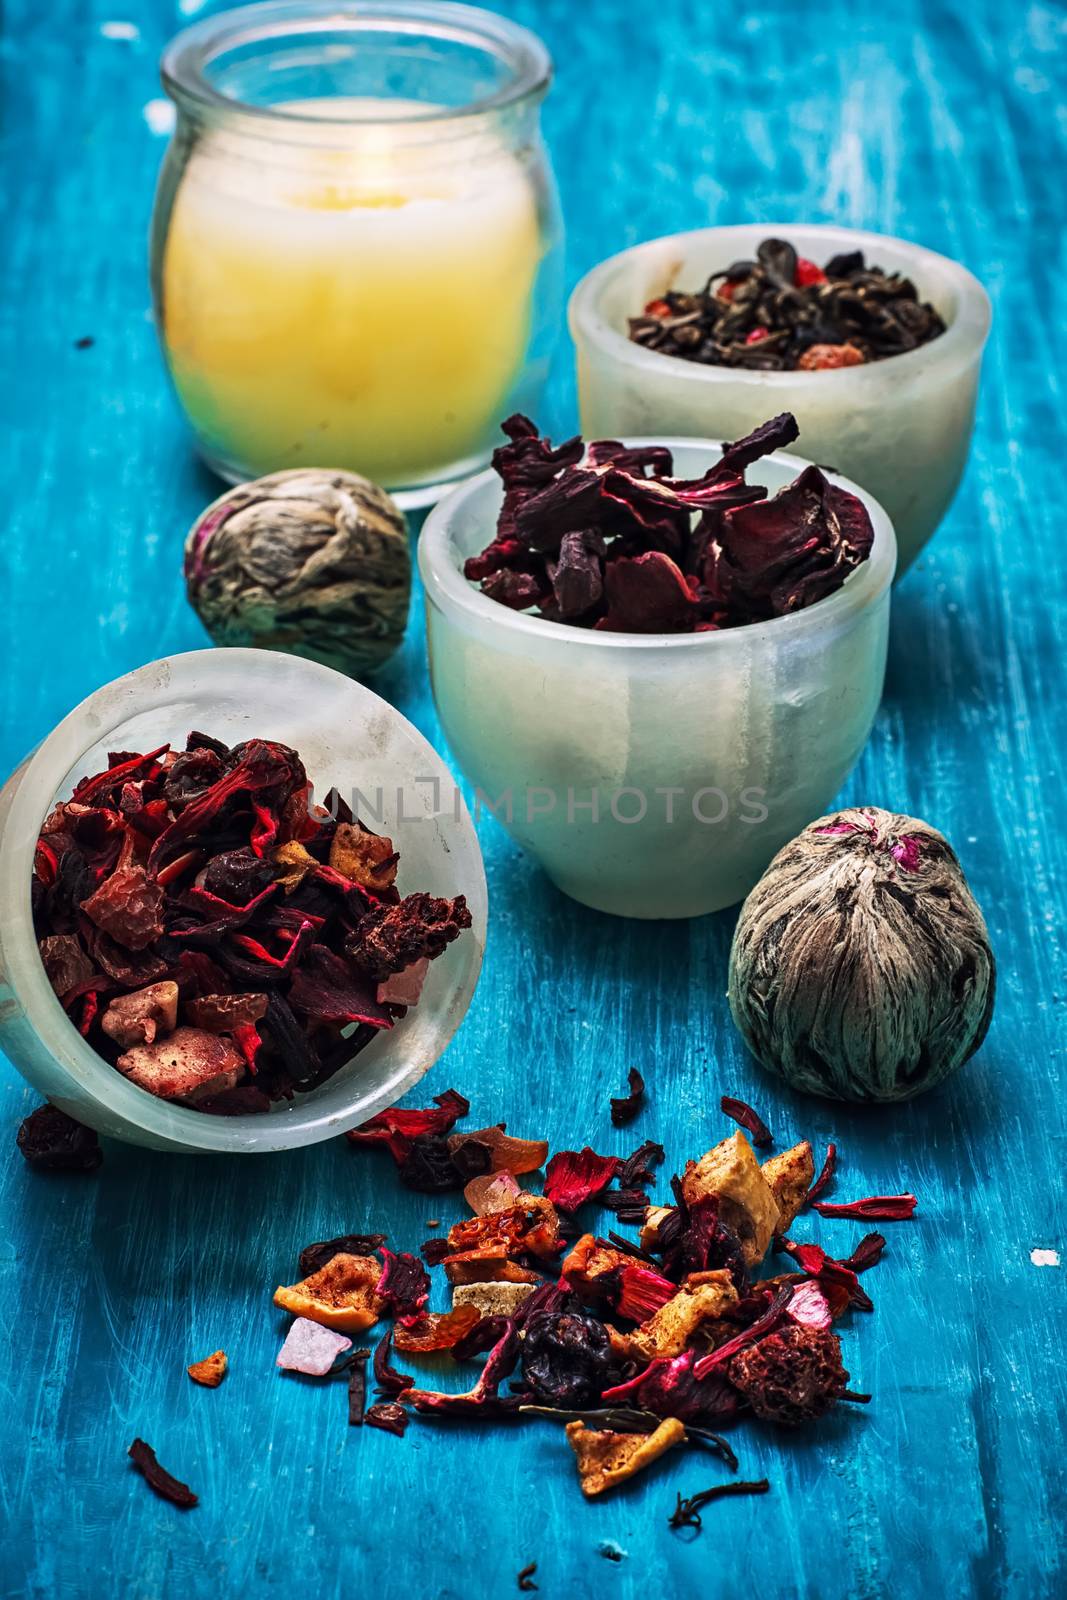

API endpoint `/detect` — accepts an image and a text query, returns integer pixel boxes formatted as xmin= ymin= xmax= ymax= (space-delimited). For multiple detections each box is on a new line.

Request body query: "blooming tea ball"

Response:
xmin=185 ymin=469 xmax=410 ymax=679
xmin=728 ymin=807 xmax=995 ymax=1102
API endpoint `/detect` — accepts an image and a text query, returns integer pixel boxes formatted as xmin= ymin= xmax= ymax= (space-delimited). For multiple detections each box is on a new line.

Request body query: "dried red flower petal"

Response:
xmin=372 ymin=1327 xmax=414 ymax=1396
xmin=601 ymin=1350 xmax=741 ymax=1425
xmin=128 ymin=1438 xmax=198 ymax=1508
xmin=841 ymin=1232 xmax=887 ymax=1273
xmin=692 ymin=1284 xmax=794 ymax=1379
xmin=376 ymin=1248 xmax=430 ymax=1323
xmin=806 ymin=1143 xmax=837 ymax=1205
xmin=298 ymin=1233 xmax=388 ymax=1276
xmin=346 ymin=1089 xmax=470 ymax=1164
xmin=81 ymin=866 xmax=165 ymax=952
xmin=777 ymin=1239 xmax=873 ymax=1312
xmin=727 ymin=1324 xmax=849 ymax=1426
xmin=719 ymin=1095 xmax=773 ymax=1148
xmin=349 ymin=893 xmax=472 ymax=979
xmin=408 ymin=1319 xmax=522 ymax=1417
xmin=610 ymin=1068 xmax=645 ymax=1127
xmin=812 ymin=1194 xmax=917 ymax=1221
xmin=543 ymin=1148 xmax=621 ymax=1213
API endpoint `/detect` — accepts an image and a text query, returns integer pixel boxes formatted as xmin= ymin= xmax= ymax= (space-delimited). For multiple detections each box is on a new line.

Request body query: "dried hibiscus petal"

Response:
xmin=408 ymin=1318 xmax=522 ymax=1417
xmin=543 ymin=1148 xmax=621 ymax=1213
xmin=610 ymin=1067 xmax=646 ymax=1127
xmin=777 ymin=1238 xmax=873 ymax=1312
xmin=298 ymin=1233 xmax=388 ymax=1276
xmin=81 ymin=866 xmax=165 ymax=952
xmin=601 ymin=1349 xmax=740 ymax=1424
xmin=373 ymin=1327 xmax=414 ymax=1396
xmin=376 ymin=1248 xmax=430 ymax=1323
xmin=128 ymin=1438 xmax=198 ymax=1509
xmin=719 ymin=1095 xmax=773 ymax=1148
xmin=346 ymin=1089 xmax=470 ymax=1164
xmin=806 ymin=1142 xmax=837 ymax=1206
xmin=812 ymin=1194 xmax=917 ymax=1221
xmin=842 ymin=1232 xmax=887 ymax=1273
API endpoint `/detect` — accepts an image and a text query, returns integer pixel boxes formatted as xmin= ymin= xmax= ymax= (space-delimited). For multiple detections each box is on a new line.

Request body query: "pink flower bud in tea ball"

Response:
xmin=728 ymin=807 xmax=995 ymax=1102
xmin=184 ymin=469 xmax=410 ymax=679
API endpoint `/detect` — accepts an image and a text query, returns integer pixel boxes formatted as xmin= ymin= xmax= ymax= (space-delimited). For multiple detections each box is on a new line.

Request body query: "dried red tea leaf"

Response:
xmin=517 ymin=1563 xmax=538 ymax=1592
xmin=610 ymin=1067 xmax=646 ymax=1126
xmin=543 ymin=1148 xmax=621 ymax=1213
xmin=409 ymin=1319 xmax=522 ymax=1417
xmin=392 ymin=1305 xmax=481 ymax=1353
xmin=842 ymin=1232 xmax=887 ymax=1273
xmin=599 ymin=551 xmax=699 ymax=633
xmin=373 ymin=1327 xmax=414 ymax=1396
xmin=601 ymin=1349 xmax=740 ymax=1425
xmin=812 ymin=1194 xmax=917 ymax=1221
xmin=618 ymin=1139 xmax=664 ymax=1189
xmin=16 ymin=1105 xmax=102 ymax=1173
xmin=37 ymin=935 xmax=94 ymax=999
xmin=375 ymin=1248 xmax=431 ymax=1323
xmin=668 ymin=1479 xmax=770 ymax=1530
xmin=298 ymin=1233 xmax=388 ymax=1276
xmin=128 ymin=1438 xmax=198 ymax=1509
xmin=365 ymin=1401 xmax=409 ymax=1437
xmin=719 ymin=1095 xmax=773 ymax=1148
xmin=346 ymin=1089 xmax=470 ymax=1165
xmin=806 ymin=1142 xmax=837 ymax=1206
xmin=349 ymin=893 xmax=472 ymax=979
xmin=777 ymin=1239 xmax=873 ymax=1313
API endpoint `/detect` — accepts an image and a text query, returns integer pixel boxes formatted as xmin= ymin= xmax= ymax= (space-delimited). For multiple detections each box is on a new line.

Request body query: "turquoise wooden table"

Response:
xmin=2 ymin=2 xmax=1065 ymax=1596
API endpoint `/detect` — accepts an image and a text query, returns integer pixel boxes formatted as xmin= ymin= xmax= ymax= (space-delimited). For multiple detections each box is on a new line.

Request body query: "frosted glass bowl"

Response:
xmin=419 ymin=440 xmax=896 ymax=920
xmin=569 ymin=224 xmax=990 ymax=574
xmin=0 ymin=649 xmax=486 ymax=1152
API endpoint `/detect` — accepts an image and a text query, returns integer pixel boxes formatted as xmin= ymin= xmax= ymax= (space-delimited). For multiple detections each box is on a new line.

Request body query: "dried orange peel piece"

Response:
xmin=187 ymin=1350 xmax=228 ymax=1387
xmin=565 ymin=1417 xmax=685 ymax=1497
xmin=273 ymin=1252 xmax=385 ymax=1333
xmin=392 ymin=1305 xmax=481 ymax=1352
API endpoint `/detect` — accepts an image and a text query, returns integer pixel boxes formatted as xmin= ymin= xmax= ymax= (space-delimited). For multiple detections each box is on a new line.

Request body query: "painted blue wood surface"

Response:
xmin=1 ymin=1 xmax=1064 ymax=1596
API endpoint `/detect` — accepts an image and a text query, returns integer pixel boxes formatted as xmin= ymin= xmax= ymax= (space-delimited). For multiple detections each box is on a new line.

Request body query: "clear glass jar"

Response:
xmin=151 ymin=1 xmax=564 ymax=507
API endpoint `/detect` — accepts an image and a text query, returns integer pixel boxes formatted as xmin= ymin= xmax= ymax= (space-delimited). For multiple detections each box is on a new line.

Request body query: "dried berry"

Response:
xmin=521 ymin=1311 xmax=613 ymax=1408
xmin=16 ymin=1104 xmax=102 ymax=1173
xmin=727 ymin=1324 xmax=849 ymax=1426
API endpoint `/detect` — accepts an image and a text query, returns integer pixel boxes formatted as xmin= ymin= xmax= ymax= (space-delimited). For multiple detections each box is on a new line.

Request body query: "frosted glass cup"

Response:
xmin=420 ymin=442 xmax=896 ymax=920
xmin=0 ymin=650 xmax=486 ymax=1152
xmin=570 ymin=225 xmax=990 ymax=573
xmin=152 ymin=1 xmax=564 ymax=507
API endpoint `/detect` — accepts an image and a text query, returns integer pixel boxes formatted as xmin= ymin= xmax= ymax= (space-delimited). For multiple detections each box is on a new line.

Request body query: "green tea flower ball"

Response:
xmin=728 ymin=807 xmax=995 ymax=1102
xmin=185 ymin=469 xmax=410 ymax=679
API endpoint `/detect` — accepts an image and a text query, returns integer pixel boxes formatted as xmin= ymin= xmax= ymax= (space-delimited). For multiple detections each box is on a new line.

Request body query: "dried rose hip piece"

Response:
xmin=727 ymin=1324 xmax=850 ymax=1426
xmin=29 ymin=733 xmax=472 ymax=1114
xmin=17 ymin=1104 xmax=102 ymax=1173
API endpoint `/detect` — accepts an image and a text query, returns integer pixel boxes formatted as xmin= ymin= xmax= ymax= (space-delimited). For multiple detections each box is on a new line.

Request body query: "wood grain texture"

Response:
xmin=1 ymin=1 xmax=1064 ymax=1596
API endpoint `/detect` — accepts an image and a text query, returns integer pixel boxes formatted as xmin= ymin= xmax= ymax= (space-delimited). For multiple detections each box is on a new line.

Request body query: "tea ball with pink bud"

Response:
xmin=728 ymin=807 xmax=995 ymax=1102
xmin=184 ymin=468 xmax=410 ymax=680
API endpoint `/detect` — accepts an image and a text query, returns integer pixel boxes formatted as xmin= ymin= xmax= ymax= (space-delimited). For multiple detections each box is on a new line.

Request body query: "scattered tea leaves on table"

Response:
xmin=128 ymin=1439 xmax=198 ymax=1509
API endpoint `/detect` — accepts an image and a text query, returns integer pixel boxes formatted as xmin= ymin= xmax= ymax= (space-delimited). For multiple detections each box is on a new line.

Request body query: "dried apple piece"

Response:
xmin=565 ymin=1417 xmax=685 ymax=1497
xmin=273 ymin=1252 xmax=385 ymax=1333
xmin=680 ymin=1131 xmax=781 ymax=1268
xmin=630 ymin=1270 xmax=739 ymax=1360
xmin=330 ymin=822 xmax=398 ymax=889
xmin=443 ymin=1249 xmax=542 ymax=1285
xmin=116 ymin=1027 xmax=243 ymax=1104
xmin=101 ymin=981 xmax=179 ymax=1049
xmin=761 ymin=1141 xmax=815 ymax=1232
xmin=448 ymin=1126 xmax=548 ymax=1176
xmin=187 ymin=1350 xmax=228 ymax=1387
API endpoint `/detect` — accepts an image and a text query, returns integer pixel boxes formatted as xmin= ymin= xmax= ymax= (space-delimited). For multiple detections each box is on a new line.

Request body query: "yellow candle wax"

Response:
xmin=160 ymin=102 xmax=543 ymax=490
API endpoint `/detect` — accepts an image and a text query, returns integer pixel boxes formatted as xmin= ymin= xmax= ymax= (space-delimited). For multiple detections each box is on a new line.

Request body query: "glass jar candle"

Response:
xmin=151 ymin=1 xmax=563 ymax=506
